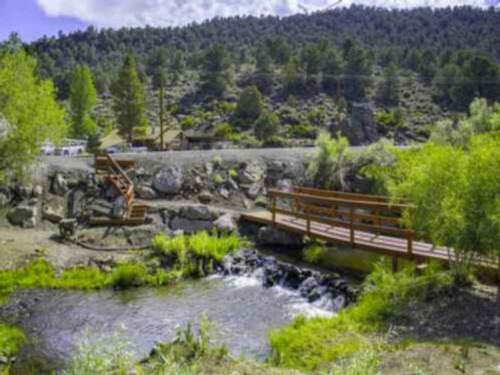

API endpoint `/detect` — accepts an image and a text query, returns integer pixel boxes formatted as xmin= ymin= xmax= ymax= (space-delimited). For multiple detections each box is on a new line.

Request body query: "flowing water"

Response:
xmin=4 ymin=270 xmax=339 ymax=373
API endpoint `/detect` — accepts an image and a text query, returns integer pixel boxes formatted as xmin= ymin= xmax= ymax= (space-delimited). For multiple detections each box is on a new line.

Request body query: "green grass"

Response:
xmin=269 ymin=261 xmax=453 ymax=372
xmin=152 ymin=231 xmax=240 ymax=277
xmin=0 ymin=324 xmax=25 ymax=359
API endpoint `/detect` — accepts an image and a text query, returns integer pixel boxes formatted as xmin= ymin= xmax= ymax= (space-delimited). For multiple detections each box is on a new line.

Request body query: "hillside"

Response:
xmin=24 ymin=6 xmax=500 ymax=146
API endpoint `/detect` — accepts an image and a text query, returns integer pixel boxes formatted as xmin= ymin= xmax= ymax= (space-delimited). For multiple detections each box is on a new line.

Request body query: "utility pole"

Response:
xmin=159 ymin=76 xmax=165 ymax=152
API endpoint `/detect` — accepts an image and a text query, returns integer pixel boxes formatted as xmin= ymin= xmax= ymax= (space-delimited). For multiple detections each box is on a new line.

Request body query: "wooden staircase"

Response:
xmin=90 ymin=154 xmax=147 ymax=226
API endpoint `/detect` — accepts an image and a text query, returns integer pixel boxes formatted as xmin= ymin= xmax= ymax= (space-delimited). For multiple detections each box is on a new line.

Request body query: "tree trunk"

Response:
xmin=497 ymin=283 xmax=500 ymax=319
xmin=160 ymin=83 xmax=164 ymax=152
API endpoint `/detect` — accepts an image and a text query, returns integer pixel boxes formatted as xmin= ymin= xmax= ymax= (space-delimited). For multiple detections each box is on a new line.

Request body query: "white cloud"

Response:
xmin=36 ymin=0 xmax=499 ymax=29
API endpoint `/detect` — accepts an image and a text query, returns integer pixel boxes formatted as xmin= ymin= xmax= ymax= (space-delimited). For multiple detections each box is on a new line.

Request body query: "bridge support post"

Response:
xmin=392 ymin=256 xmax=399 ymax=273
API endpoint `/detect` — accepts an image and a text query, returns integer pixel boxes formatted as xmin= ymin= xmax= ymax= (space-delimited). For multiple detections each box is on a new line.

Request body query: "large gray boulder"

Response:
xmin=42 ymin=205 xmax=64 ymax=224
xmin=213 ymin=213 xmax=238 ymax=233
xmin=181 ymin=205 xmax=214 ymax=221
xmin=52 ymin=174 xmax=69 ymax=196
xmin=238 ymin=162 xmax=265 ymax=185
xmin=153 ymin=167 xmax=183 ymax=194
xmin=170 ymin=217 xmax=213 ymax=234
xmin=8 ymin=204 xmax=37 ymax=227
xmin=257 ymin=226 xmax=305 ymax=248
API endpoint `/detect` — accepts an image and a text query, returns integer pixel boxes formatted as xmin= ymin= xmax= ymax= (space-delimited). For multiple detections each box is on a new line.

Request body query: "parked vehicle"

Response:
xmin=39 ymin=141 xmax=56 ymax=156
xmin=55 ymin=139 xmax=87 ymax=156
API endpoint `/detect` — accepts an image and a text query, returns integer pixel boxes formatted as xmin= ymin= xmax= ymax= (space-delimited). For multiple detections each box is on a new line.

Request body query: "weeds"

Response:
xmin=0 ymin=324 xmax=25 ymax=359
xmin=269 ymin=260 xmax=452 ymax=372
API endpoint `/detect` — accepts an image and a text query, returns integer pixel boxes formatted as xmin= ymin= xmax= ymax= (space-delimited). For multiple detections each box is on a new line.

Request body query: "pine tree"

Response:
xmin=283 ymin=58 xmax=301 ymax=95
xmin=200 ymin=44 xmax=232 ymax=98
xmin=111 ymin=54 xmax=148 ymax=143
xmin=254 ymin=110 xmax=279 ymax=142
xmin=301 ymin=44 xmax=322 ymax=89
xmin=170 ymin=50 xmax=186 ymax=83
xmin=254 ymin=45 xmax=274 ymax=93
xmin=323 ymin=49 xmax=345 ymax=94
xmin=344 ymin=41 xmax=373 ymax=101
xmin=234 ymin=86 xmax=264 ymax=129
xmin=69 ymin=65 xmax=97 ymax=139
xmin=379 ymin=63 xmax=401 ymax=107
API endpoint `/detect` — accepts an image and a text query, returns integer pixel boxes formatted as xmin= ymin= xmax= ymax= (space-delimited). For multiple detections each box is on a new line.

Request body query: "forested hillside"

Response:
xmin=17 ymin=5 xmax=500 ymax=146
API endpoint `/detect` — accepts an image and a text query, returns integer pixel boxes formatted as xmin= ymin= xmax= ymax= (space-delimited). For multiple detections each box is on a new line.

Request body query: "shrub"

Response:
xmin=254 ymin=110 xmax=279 ymax=142
xmin=152 ymin=234 xmax=188 ymax=266
xmin=303 ymin=245 xmax=324 ymax=264
xmin=228 ymin=168 xmax=238 ymax=179
xmin=111 ymin=263 xmax=148 ymax=289
xmin=181 ymin=116 xmax=197 ymax=130
xmin=269 ymin=261 xmax=451 ymax=371
xmin=0 ymin=324 xmax=25 ymax=358
xmin=188 ymin=231 xmax=239 ymax=263
xmin=307 ymin=131 xmax=350 ymax=190
xmin=214 ymin=123 xmax=234 ymax=139
xmin=212 ymin=174 xmax=224 ymax=185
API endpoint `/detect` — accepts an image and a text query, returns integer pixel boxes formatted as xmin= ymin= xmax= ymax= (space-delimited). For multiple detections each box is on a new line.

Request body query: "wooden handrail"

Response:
xmin=269 ymin=187 xmax=416 ymax=256
xmin=269 ymin=189 xmax=413 ymax=212
xmin=106 ymin=154 xmax=135 ymax=210
xmin=293 ymin=186 xmax=405 ymax=204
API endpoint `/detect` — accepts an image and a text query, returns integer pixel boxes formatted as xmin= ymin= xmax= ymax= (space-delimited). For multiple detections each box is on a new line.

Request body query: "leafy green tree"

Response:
xmin=307 ymin=131 xmax=350 ymax=190
xmin=254 ymin=45 xmax=274 ymax=93
xmin=111 ymin=54 xmax=148 ymax=143
xmin=200 ymin=44 xmax=232 ymax=98
xmin=322 ymin=48 xmax=345 ymax=94
xmin=234 ymin=86 xmax=264 ymax=129
xmin=254 ymin=110 xmax=279 ymax=142
xmin=69 ymin=65 xmax=97 ymax=139
xmin=0 ymin=50 xmax=66 ymax=182
xmin=266 ymin=37 xmax=292 ymax=65
xmin=379 ymin=63 xmax=400 ymax=107
xmin=344 ymin=41 xmax=373 ymax=101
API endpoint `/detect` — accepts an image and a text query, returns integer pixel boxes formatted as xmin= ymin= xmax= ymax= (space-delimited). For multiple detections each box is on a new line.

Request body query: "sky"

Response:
xmin=1 ymin=0 xmax=499 ymax=43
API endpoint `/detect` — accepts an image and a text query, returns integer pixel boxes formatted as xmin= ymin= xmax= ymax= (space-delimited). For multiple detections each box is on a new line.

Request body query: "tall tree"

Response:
xmin=301 ymin=44 xmax=322 ymax=90
xmin=283 ymin=58 xmax=301 ymax=95
xmin=170 ymin=50 xmax=186 ymax=83
xmin=322 ymin=48 xmax=345 ymax=94
xmin=344 ymin=41 xmax=373 ymax=101
xmin=200 ymin=44 xmax=232 ymax=98
xmin=379 ymin=63 xmax=401 ymax=107
xmin=69 ymin=65 xmax=97 ymax=139
xmin=254 ymin=45 xmax=274 ymax=94
xmin=0 ymin=50 xmax=66 ymax=182
xmin=111 ymin=54 xmax=148 ymax=143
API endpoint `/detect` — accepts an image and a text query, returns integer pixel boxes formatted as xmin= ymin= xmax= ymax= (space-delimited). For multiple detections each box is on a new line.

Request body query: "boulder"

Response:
xmin=238 ymin=162 xmax=264 ymax=185
xmin=22 ymin=217 xmax=36 ymax=229
xmin=245 ymin=183 xmax=261 ymax=200
xmin=276 ymin=179 xmax=293 ymax=192
xmin=52 ymin=174 xmax=69 ymax=196
xmin=170 ymin=217 xmax=213 ymax=234
xmin=198 ymin=191 xmax=213 ymax=204
xmin=257 ymin=226 xmax=305 ymax=248
xmin=226 ymin=178 xmax=239 ymax=191
xmin=153 ymin=167 xmax=183 ymax=194
xmin=219 ymin=188 xmax=230 ymax=200
xmin=180 ymin=205 xmax=214 ymax=221
xmin=0 ymin=193 xmax=8 ymax=207
xmin=213 ymin=214 xmax=238 ymax=233
xmin=8 ymin=204 xmax=37 ymax=226
xmin=136 ymin=185 xmax=158 ymax=200
xmin=33 ymin=185 xmax=43 ymax=198
xmin=16 ymin=184 xmax=33 ymax=199
xmin=42 ymin=205 xmax=64 ymax=224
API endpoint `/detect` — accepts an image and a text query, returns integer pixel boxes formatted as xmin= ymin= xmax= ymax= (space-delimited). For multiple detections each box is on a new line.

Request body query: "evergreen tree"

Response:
xmin=322 ymin=48 xmax=345 ymax=94
xmin=432 ymin=63 xmax=461 ymax=106
xmin=200 ymin=44 xmax=232 ymax=98
xmin=170 ymin=50 xmax=186 ymax=83
xmin=344 ymin=41 xmax=373 ymax=101
xmin=254 ymin=45 xmax=274 ymax=93
xmin=69 ymin=65 xmax=97 ymax=139
xmin=111 ymin=54 xmax=148 ymax=143
xmin=301 ymin=44 xmax=322 ymax=89
xmin=234 ymin=86 xmax=264 ymax=129
xmin=283 ymin=58 xmax=301 ymax=95
xmin=254 ymin=110 xmax=279 ymax=142
xmin=379 ymin=63 xmax=400 ymax=107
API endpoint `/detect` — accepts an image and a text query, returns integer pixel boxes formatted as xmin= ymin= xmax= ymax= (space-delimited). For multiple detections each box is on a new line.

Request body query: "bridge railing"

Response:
xmin=268 ymin=188 xmax=416 ymax=255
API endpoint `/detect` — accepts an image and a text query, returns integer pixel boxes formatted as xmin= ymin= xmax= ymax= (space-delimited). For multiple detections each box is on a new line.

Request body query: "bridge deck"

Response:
xmin=243 ymin=211 xmax=496 ymax=269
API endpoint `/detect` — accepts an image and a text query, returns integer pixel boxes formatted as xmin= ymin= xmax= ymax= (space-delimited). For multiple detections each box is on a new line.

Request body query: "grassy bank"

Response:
xmin=269 ymin=261 xmax=453 ymax=373
xmin=0 ymin=231 xmax=240 ymax=364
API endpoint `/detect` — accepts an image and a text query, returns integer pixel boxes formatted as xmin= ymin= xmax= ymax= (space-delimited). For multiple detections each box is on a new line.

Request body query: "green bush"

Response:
xmin=214 ymin=123 xmax=234 ymax=139
xmin=0 ymin=324 xmax=26 ymax=358
xmin=111 ymin=263 xmax=148 ymax=289
xmin=181 ymin=116 xmax=197 ymax=130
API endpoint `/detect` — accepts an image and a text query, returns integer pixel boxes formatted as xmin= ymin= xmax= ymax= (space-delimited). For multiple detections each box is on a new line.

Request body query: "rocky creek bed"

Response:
xmin=0 ymin=250 xmax=356 ymax=374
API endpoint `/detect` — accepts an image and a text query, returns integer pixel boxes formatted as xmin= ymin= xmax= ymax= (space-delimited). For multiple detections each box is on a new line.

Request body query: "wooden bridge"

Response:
xmin=243 ymin=186 xmax=497 ymax=271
